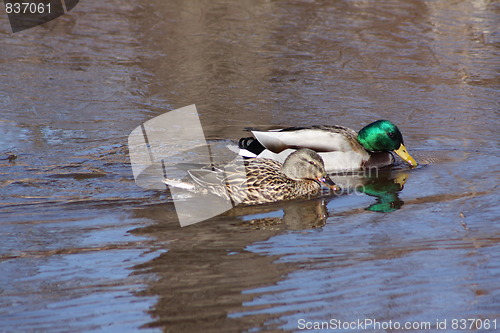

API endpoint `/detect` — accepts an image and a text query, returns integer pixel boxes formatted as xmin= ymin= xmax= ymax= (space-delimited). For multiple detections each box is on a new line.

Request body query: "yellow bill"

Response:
xmin=394 ymin=143 xmax=417 ymax=167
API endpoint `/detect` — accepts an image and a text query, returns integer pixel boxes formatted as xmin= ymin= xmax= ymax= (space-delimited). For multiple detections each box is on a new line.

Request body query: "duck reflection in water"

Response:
xmin=361 ymin=172 xmax=407 ymax=212
xmin=330 ymin=168 xmax=408 ymax=213
xmin=232 ymin=169 xmax=409 ymax=229
xmin=234 ymin=198 xmax=329 ymax=230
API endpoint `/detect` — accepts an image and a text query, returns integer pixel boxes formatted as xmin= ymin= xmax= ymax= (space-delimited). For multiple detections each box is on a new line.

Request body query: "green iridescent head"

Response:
xmin=357 ymin=120 xmax=403 ymax=151
xmin=357 ymin=120 xmax=417 ymax=167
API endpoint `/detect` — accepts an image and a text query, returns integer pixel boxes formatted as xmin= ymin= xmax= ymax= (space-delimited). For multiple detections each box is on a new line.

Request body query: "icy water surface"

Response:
xmin=1 ymin=0 xmax=499 ymax=332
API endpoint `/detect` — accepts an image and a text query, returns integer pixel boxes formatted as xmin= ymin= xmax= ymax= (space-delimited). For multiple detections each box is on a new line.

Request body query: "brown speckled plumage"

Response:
xmin=186 ymin=149 xmax=334 ymax=205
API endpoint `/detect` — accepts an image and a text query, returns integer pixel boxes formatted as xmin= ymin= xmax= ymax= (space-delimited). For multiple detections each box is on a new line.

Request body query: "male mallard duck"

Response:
xmin=164 ymin=148 xmax=336 ymax=205
xmin=238 ymin=120 xmax=417 ymax=172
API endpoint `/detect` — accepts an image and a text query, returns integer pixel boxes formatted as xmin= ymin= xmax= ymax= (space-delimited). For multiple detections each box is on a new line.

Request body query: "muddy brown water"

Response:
xmin=1 ymin=0 xmax=499 ymax=332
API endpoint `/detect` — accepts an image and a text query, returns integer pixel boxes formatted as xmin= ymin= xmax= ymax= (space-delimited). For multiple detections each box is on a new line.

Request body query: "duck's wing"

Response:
xmin=252 ymin=125 xmax=361 ymax=153
xmin=188 ymin=161 xmax=251 ymax=199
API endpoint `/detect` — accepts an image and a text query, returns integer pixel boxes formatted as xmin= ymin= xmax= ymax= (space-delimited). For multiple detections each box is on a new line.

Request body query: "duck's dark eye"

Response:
xmin=387 ymin=132 xmax=395 ymax=138
xmin=308 ymin=161 xmax=316 ymax=166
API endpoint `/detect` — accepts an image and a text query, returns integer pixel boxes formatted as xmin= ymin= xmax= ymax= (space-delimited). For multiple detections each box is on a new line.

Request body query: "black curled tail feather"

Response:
xmin=238 ymin=137 xmax=253 ymax=149
xmin=238 ymin=137 xmax=266 ymax=155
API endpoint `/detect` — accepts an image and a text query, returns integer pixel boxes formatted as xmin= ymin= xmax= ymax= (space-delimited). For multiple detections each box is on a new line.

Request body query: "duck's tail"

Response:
xmin=163 ymin=178 xmax=196 ymax=191
xmin=238 ymin=137 xmax=265 ymax=157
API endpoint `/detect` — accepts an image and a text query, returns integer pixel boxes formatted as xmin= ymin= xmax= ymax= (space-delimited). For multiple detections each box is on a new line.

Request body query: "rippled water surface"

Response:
xmin=1 ymin=0 xmax=499 ymax=332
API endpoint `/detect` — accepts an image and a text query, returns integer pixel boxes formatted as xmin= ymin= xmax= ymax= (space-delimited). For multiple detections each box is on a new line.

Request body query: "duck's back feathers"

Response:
xmin=182 ymin=152 xmax=327 ymax=205
xmin=239 ymin=125 xmax=373 ymax=171
xmin=252 ymin=125 xmax=363 ymax=154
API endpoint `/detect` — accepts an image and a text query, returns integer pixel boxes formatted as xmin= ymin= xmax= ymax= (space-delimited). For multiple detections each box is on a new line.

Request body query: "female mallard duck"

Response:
xmin=164 ymin=148 xmax=336 ymax=205
xmin=238 ymin=120 xmax=417 ymax=172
